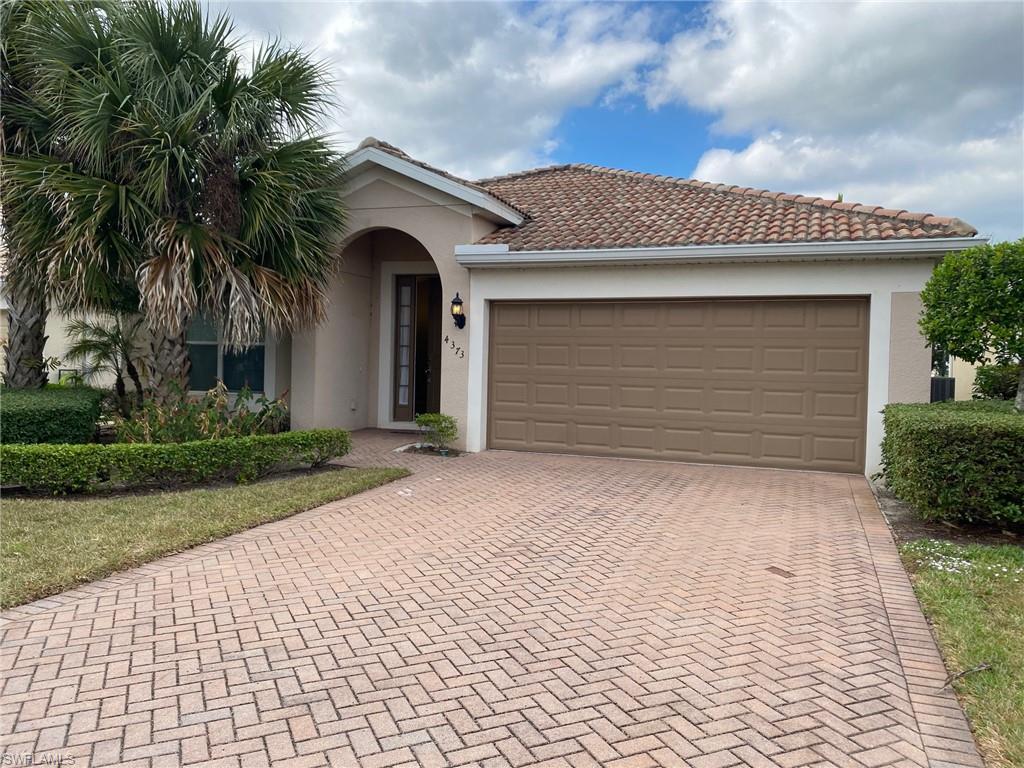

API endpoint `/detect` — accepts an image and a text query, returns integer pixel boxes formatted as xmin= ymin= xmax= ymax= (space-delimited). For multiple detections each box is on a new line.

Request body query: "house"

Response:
xmin=266 ymin=138 xmax=984 ymax=476
xmin=10 ymin=137 xmax=985 ymax=476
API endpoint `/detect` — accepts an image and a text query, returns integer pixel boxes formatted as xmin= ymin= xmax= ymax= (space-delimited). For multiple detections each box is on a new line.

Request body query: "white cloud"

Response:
xmin=647 ymin=0 xmax=1023 ymax=140
xmin=213 ymin=0 xmax=1024 ymax=239
xmin=216 ymin=1 xmax=659 ymax=178
xmin=648 ymin=0 xmax=1024 ymax=241
xmin=694 ymin=124 xmax=1024 ymax=241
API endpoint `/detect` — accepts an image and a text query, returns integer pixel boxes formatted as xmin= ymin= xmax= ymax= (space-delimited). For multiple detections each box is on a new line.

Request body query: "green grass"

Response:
xmin=901 ymin=539 xmax=1024 ymax=768
xmin=1 ymin=467 xmax=408 ymax=609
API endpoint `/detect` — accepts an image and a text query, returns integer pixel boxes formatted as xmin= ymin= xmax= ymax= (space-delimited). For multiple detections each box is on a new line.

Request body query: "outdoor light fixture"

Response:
xmin=450 ymin=293 xmax=466 ymax=329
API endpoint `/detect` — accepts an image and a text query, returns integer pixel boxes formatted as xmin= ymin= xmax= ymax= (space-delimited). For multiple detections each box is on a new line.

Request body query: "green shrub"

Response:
xmin=0 ymin=429 xmax=351 ymax=493
xmin=114 ymin=383 xmax=289 ymax=443
xmin=415 ymin=412 xmax=458 ymax=450
xmin=973 ymin=363 xmax=1021 ymax=401
xmin=0 ymin=386 xmax=104 ymax=444
xmin=881 ymin=401 xmax=1024 ymax=525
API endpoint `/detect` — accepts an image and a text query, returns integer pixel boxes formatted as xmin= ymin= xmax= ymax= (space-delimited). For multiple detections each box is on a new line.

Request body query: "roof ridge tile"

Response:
xmin=481 ymin=161 xmax=973 ymax=232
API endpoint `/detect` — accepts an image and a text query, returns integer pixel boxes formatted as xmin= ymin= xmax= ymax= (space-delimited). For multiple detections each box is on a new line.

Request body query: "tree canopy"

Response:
xmin=919 ymin=239 xmax=1024 ymax=409
xmin=1 ymin=0 xmax=348 ymax=394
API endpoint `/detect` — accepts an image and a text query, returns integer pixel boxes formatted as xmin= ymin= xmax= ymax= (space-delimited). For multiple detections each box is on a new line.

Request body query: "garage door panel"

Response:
xmin=533 ymin=421 xmax=569 ymax=445
xmin=536 ymin=305 xmax=572 ymax=328
xmin=815 ymin=347 xmax=863 ymax=374
xmin=493 ymin=343 xmax=529 ymax=367
xmin=578 ymin=305 xmax=615 ymax=327
xmin=763 ymin=302 xmax=811 ymax=328
xmin=576 ymin=423 xmax=612 ymax=447
xmin=489 ymin=298 xmax=868 ymax=472
xmin=815 ymin=301 xmax=866 ymax=329
xmin=761 ymin=433 xmax=806 ymax=461
xmin=663 ymin=427 xmax=703 ymax=455
xmin=763 ymin=390 xmax=808 ymax=417
xmin=664 ymin=386 xmax=705 ymax=413
xmin=492 ymin=381 xmax=528 ymax=406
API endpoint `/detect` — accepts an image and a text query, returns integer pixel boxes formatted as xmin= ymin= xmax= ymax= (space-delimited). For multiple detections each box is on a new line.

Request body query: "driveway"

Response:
xmin=1 ymin=431 xmax=981 ymax=768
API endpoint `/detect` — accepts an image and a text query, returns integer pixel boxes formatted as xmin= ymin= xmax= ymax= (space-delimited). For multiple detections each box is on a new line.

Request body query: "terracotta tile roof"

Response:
xmin=353 ymin=140 xmax=976 ymax=250
xmin=473 ymin=163 xmax=977 ymax=251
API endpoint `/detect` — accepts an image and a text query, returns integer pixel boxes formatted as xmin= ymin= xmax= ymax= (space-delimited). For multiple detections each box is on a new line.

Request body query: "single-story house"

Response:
xmin=6 ymin=138 xmax=985 ymax=476
xmin=271 ymin=138 xmax=984 ymax=476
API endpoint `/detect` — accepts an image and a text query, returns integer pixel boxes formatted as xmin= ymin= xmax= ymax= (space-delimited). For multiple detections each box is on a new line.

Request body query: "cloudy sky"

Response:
xmin=213 ymin=0 xmax=1024 ymax=241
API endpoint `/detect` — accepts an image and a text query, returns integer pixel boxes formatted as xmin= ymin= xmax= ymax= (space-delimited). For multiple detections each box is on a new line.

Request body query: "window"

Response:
xmin=186 ymin=315 xmax=265 ymax=392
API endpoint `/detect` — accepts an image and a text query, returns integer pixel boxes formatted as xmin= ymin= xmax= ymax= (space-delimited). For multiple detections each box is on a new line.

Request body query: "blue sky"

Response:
xmin=217 ymin=0 xmax=1024 ymax=241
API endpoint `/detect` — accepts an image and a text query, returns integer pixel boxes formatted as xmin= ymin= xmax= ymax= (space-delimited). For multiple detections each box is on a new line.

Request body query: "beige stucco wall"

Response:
xmin=951 ymin=357 xmax=978 ymax=400
xmin=888 ymin=291 xmax=931 ymax=403
xmin=288 ymin=168 xmax=500 ymax=445
xmin=365 ymin=229 xmax=433 ymax=426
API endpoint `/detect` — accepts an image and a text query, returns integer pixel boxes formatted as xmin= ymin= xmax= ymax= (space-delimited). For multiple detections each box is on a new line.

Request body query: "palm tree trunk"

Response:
xmin=114 ymin=372 xmax=130 ymax=417
xmin=145 ymin=324 xmax=190 ymax=404
xmin=125 ymin=357 xmax=145 ymax=409
xmin=3 ymin=281 xmax=49 ymax=388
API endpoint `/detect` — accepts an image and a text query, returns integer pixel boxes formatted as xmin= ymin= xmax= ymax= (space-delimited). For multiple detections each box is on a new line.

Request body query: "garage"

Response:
xmin=487 ymin=297 xmax=869 ymax=473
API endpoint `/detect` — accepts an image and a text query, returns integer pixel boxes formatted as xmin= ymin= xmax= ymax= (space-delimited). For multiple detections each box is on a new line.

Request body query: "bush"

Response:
xmin=415 ymin=412 xmax=458 ymax=450
xmin=881 ymin=401 xmax=1024 ymax=525
xmin=0 ymin=386 xmax=104 ymax=444
xmin=0 ymin=429 xmax=351 ymax=493
xmin=114 ymin=383 xmax=289 ymax=443
xmin=973 ymin=363 xmax=1021 ymax=401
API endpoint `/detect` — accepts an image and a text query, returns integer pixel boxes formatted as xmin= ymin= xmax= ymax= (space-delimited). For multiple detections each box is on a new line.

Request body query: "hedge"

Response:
xmin=0 ymin=429 xmax=351 ymax=493
xmin=1 ymin=386 xmax=104 ymax=444
xmin=881 ymin=401 xmax=1024 ymax=525
xmin=972 ymin=363 xmax=1021 ymax=400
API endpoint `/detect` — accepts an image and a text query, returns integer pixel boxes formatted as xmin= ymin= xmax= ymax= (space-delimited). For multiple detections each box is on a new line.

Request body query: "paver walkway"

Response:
xmin=1 ymin=431 xmax=981 ymax=767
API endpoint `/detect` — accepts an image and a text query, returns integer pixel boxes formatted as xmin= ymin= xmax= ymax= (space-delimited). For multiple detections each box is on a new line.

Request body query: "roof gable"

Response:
xmin=345 ymin=138 xmax=524 ymax=226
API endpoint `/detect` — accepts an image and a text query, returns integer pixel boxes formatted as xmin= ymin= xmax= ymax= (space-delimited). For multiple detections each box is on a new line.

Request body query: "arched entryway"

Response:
xmin=338 ymin=227 xmax=444 ymax=429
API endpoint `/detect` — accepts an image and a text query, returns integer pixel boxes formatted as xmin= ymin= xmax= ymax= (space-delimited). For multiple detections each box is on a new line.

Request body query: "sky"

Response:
xmin=211 ymin=0 xmax=1024 ymax=242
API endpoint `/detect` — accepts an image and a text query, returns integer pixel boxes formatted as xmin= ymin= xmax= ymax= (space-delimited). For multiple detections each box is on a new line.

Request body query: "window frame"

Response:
xmin=186 ymin=321 xmax=267 ymax=394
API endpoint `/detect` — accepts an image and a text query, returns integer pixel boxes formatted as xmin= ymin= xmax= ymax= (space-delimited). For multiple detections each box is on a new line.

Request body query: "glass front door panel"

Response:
xmin=395 ymin=280 xmax=414 ymax=413
xmin=393 ymin=274 xmax=443 ymax=422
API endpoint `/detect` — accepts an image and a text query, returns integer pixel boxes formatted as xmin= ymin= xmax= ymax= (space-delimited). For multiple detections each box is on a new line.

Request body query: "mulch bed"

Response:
xmin=872 ymin=481 xmax=1023 ymax=548
xmin=401 ymin=446 xmax=464 ymax=457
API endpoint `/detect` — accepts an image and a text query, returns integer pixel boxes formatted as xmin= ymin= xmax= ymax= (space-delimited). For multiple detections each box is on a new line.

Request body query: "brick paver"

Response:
xmin=1 ymin=431 xmax=982 ymax=767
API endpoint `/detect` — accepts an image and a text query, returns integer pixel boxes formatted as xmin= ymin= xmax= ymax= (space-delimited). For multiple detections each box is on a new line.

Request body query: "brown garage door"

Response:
xmin=488 ymin=298 xmax=869 ymax=473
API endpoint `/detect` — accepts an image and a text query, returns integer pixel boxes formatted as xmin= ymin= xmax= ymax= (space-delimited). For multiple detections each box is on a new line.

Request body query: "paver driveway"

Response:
xmin=1 ymin=431 xmax=981 ymax=768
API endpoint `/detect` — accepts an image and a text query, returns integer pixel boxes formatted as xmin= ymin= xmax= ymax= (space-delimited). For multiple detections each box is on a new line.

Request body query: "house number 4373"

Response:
xmin=444 ymin=335 xmax=465 ymax=358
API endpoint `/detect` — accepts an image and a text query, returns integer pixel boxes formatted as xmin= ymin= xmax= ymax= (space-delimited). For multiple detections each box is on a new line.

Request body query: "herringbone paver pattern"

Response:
xmin=1 ymin=431 xmax=981 ymax=767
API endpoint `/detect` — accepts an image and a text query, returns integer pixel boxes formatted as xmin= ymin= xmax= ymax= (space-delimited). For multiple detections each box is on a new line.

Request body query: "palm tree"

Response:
xmin=1 ymin=0 xmax=347 ymax=401
xmin=64 ymin=316 xmax=146 ymax=416
xmin=1 ymin=0 xmax=56 ymax=388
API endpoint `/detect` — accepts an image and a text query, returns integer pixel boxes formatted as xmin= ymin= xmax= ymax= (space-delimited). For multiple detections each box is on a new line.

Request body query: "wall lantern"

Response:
xmin=450 ymin=292 xmax=466 ymax=329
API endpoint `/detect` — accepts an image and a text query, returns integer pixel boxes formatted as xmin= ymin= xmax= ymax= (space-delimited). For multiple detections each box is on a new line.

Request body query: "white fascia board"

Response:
xmin=454 ymin=236 xmax=986 ymax=268
xmin=345 ymin=147 xmax=524 ymax=226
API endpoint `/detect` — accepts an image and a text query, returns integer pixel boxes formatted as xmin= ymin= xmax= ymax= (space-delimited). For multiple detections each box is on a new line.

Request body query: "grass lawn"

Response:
xmin=901 ymin=539 xmax=1024 ymax=768
xmin=1 ymin=466 xmax=408 ymax=609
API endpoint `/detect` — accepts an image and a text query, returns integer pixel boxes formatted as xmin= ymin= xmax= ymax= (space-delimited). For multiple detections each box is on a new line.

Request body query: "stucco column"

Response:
xmin=433 ymin=254 xmax=472 ymax=450
xmin=888 ymin=292 xmax=931 ymax=403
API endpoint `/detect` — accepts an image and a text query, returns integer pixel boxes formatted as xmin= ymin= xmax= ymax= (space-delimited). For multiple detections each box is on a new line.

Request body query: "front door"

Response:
xmin=393 ymin=275 xmax=442 ymax=421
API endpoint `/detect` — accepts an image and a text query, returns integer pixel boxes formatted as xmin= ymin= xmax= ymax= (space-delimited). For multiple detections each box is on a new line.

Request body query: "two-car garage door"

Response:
xmin=487 ymin=298 xmax=869 ymax=473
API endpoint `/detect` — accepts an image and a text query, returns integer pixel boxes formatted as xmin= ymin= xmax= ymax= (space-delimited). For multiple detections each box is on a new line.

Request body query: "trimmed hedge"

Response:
xmin=881 ymin=401 xmax=1024 ymax=525
xmin=972 ymin=363 xmax=1021 ymax=400
xmin=0 ymin=429 xmax=351 ymax=493
xmin=1 ymin=386 xmax=104 ymax=444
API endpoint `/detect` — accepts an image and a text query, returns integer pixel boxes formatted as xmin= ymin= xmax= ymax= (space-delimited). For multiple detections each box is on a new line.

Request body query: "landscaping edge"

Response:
xmin=852 ymin=477 xmax=984 ymax=768
xmin=0 ymin=469 xmax=404 ymax=624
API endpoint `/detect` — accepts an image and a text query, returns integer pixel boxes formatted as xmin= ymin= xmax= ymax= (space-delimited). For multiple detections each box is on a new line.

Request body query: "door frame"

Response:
xmin=376 ymin=260 xmax=439 ymax=430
